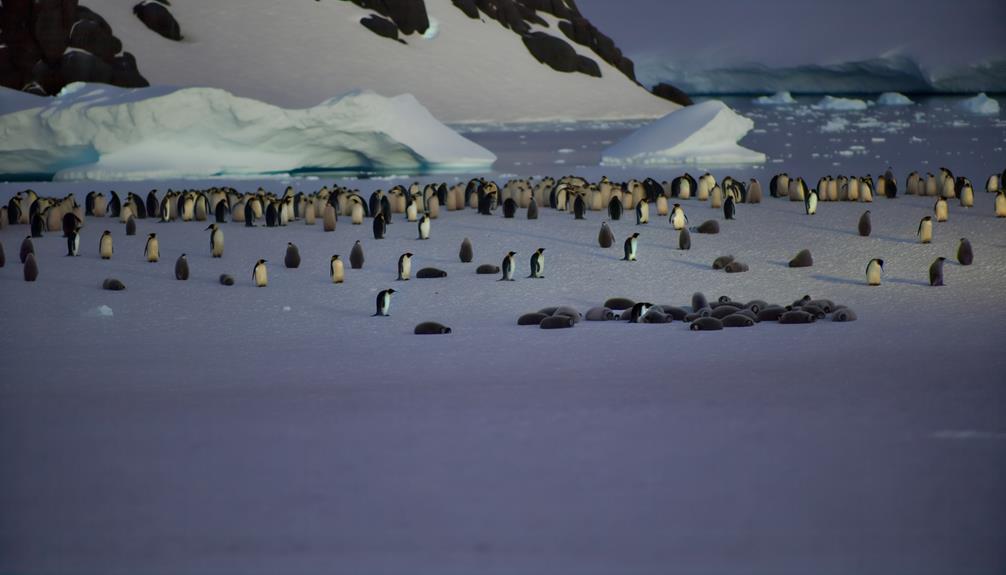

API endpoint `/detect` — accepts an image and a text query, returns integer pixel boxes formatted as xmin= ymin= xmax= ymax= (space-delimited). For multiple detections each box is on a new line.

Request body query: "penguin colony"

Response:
xmin=3 ymin=166 xmax=1002 ymax=333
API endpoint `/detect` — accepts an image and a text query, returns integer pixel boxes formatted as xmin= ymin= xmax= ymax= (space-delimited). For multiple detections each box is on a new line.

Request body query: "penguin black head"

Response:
xmin=935 ymin=256 xmax=946 ymax=262
xmin=507 ymin=251 xmax=516 ymax=257
xmin=405 ymin=252 xmax=413 ymax=258
xmin=148 ymin=233 xmax=156 ymax=238
xmin=387 ymin=288 xmax=397 ymax=294
xmin=205 ymin=224 xmax=215 ymax=231
xmin=332 ymin=255 xmax=340 ymax=260
xmin=631 ymin=233 xmax=640 ymax=238
xmin=876 ymin=259 xmax=885 ymax=268
xmin=180 ymin=253 xmax=186 ymax=258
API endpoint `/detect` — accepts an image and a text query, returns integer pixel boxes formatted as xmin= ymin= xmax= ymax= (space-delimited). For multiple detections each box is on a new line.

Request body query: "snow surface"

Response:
xmin=0 ymin=83 xmax=496 ymax=180
xmin=2 ymin=175 xmax=1005 ymax=574
xmin=958 ymin=93 xmax=1001 ymax=116
xmin=752 ymin=91 xmax=796 ymax=105
xmin=601 ymin=101 xmax=765 ymax=166
xmin=813 ymin=95 xmax=869 ymax=111
xmin=80 ymin=0 xmax=675 ymax=123
xmin=876 ymin=92 xmax=914 ymax=106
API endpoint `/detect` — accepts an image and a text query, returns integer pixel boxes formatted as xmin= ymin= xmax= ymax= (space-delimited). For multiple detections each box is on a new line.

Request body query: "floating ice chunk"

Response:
xmin=752 ymin=91 xmax=797 ymax=105
xmin=0 ymin=83 xmax=496 ymax=180
xmin=813 ymin=95 xmax=869 ymax=111
xmin=958 ymin=93 xmax=1000 ymax=116
xmin=820 ymin=117 xmax=849 ymax=133
xmin=876 ymin=92 xmax=913 ymax=106
xmin=601 ymin=100 xmax=765 ymax=166
xmin=84 ymin=305 xmax=114 ymax=317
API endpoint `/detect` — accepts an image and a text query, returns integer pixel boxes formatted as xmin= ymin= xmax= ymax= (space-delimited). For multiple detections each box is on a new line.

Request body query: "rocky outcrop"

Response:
xmin=360 ymin=14 xmax=401 ymax=42
xmin=133 ymin=0 xmax=182 ymax=41
xmin=347 ymin=0 xmax=429 ymax=35
xmin=652 ymin=82 xmax=693 ymax=106
xmin=521 ymin=32 xmax=599 ymax=77
xmin=1 ymin=1 xmax=148 ymax=95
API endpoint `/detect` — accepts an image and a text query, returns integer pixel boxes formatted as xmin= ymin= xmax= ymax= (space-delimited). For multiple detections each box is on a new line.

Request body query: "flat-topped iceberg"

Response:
xmin=753 ymin=91 xmax=797 ymax=105
xmin=0 ymin=83 xmax=496 ymax=180
xmin=601 ymin=100 xmax=765 ymax=166
xmin=813 ymin=95 xmax=869 ymax=111
xmin=876 ymin=92 xmax=913 ymax=106
xmin=958 ymin=93 xmax=1000 ymax=116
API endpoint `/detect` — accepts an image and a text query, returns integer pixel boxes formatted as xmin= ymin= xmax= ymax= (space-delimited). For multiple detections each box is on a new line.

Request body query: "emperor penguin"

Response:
xmin=175 ymin=254 xmax=189 ymax=280
xmin=406 ymin=197 xmax=418 ymax=222
xmin=623 ymin=232 xmax=639 ymax=261
xmin=866 ymin=258 xmax=884 ymax=286
xmin=30 ymin=212 xmax=44 ymax=238
xmin=635 ymin=199 xmax=649 ymax=224
xmin=350 ymin=240 xmax=365 ymax=269
xmin=527 ymin=196 xmax=538 ymax=220
xmin=572 ymin=195 xmax=585 ymax=220
xmin=934 ymin=197 xmax=949 ymax=222
xmin=957 ymin=238 xmax=973 ymax=266
xmin=206 ymin=224 xmax=224 ymax=258
xmin=66 ymin=226 xmax=81 ymax=256
xmin=284 ymin=242 xmax=301 ymax=268
xmin=244 ymin=201 xmax=256 ymax=227
xmin=500 ymin=251 xmax=517 ymax=281
xmin=459 ymin=237 xmax=474 ymax=262
xmin=805 ymin=189 xmax=819 ymax=215
xmin=397 ymin=252 xmax=413 ymax=281
xmin=723 ymin=195 xmax=736 ymax=220
xmin=598 ymin=221 xmax=614 ymax=248
xmin=959 ymin=181 xmax=974 ymax=208
xmin=373 ymin=212 xmax=387 ymax=239
xmin=528 ymin=248 xmax=545 ymax=278
xmin=99 ymin=230 xmax=113 ymax=259
xmin=253 ymin=259 xmax=268 ymax=287
xmin=929 ymin=257 xmax=946 ymax=286
xmin=330 ymin=255 xmax=345 ymax=283
xmin=670 ymin=203 xmax=687 ymax=230
xmin=995 ymin=191 xmax=1006 ymax=217
xmin=858 ymin=210 xmax=872 ymax=237
xmin=373 ymin=288 xmax=395 ymax=316
xmin=418 ymin=214 xmax=431 ymax=240
xmin=144 ymin=233 xmax=159 ymax=262
xmin=917 ymin=216 xmax=933 ymax=244
xmin=608 ymin=196 xmax=622 ymax=220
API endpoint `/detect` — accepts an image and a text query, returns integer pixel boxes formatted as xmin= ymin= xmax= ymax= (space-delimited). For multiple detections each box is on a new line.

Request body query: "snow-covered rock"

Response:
xmin=0 ymin=83 xmax=496 ymax=180
xmin=753 ymin=91 xmax=796 ymax=105
xmin=958 ymin=93 xmax=1000 ymax=115
xmin=813 ymin=95 xmax=869 ymax=111
xmin=601 ymin=100 xmax=765 ymax=166
xmin=876 ymin=92 xmax=913 ymax=106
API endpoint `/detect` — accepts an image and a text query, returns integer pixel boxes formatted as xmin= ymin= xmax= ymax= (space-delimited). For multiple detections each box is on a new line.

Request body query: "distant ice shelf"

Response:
xmin=0 ymin=83 xmax=496 ymax=181
xmin=601 ymin=100 xmax=765 ymax=166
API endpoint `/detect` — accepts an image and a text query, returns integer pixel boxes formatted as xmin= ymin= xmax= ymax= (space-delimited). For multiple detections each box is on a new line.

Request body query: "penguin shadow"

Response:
xmin=668 ymin=258 xmax=713 ymax=271
xmin=767 ymin=260 xmax=791 ymax=268
xmin=809 ymin=273 xmax=864 ymax=287
xmin=886 ymin=277 xmax=930 ymax=287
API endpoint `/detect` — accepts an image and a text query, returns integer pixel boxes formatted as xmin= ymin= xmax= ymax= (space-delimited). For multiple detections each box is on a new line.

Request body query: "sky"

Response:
xmin=575 ymin=0 xmax=1006 ymax=70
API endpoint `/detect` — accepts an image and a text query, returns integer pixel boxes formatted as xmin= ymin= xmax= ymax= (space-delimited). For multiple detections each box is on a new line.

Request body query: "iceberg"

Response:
xmin=601 ymin=100 xmax=765 ymax=166
xmin=958 ymin=93 xmax=1000 ymax=116
xmin=876 ymin=92 xmax=913 ymax=106
xmin=813 ymin=96 xmax=869 ymax=111
xmin=0 ymin=83 xmax=496 ymax=180
xmin=752 ymin=91 xmax=797 ymax=105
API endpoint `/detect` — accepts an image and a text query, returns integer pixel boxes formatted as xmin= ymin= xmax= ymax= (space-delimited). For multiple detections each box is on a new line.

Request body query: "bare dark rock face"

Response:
xmin=360 ymin=14 xmax=400 ymax=41
xmin=1 ymin=1 xmax=148 ymax=95
xmin=652 ymin=82 xmax=694 ymax=106
xmin=133 ymin=1 xmax=182 ymax=41
xmin=522 ymin=31 xmax=578 ymax=73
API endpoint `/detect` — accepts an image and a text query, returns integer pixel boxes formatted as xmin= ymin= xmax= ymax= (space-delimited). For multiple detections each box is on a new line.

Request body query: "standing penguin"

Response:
xmin=500 ymin=251 xmax=517 ymax=281
xmin=373 ymin=288 xmax=395 ymax=316
xmin=175 ymin=254 xmax=189 ymax=280
xmin=20 ymin=236 xmax=34 ymax=263
xmin=635 ymin=199 xmax=649 ymax=224
xmin=804 ymin=189 xmax=819 ymax=215
xmin=418 ymin=214 xmax=430 ymax=240
xmin=206 ymin=224 xmax=224 ymax=258
xmin=284 ymin=242 xmax=301 ymax=268
xmin=350 ymin=240 xmax=365 ymax=269
xmin=459 ymin=237 xmax=474 ymax=262
xmin=253 ymin=259 xmax=268 ymax=287
xmin=244 ymin=201 xmax=256 ymax=227
xmin=608 ymin=196 xmax=622 ymax=221
xmin=30 ymin=212 xmax=44 ymax=238
xmin=623 ymin=232 xmax=639 ymax=261
xmin=397 ymin=252 xmax=413 ymax=281
xmin=866 ymin=258 xmax=884 ymax=286
xmin=858 ymin=210 xmax=872 ymax=237
xmin=66 ymin=226 xmax=81 ymax=256
xmin=527 ymin=196 xmax=538 ymax=220
xmin=934 ymin=197 xmax=949 ymax=222
xmin=928 ymin=257 xmax=946 ymax=286
xmin=23 ymin=252 xmax=38 ymax=282
xmin=99 ymin=230 xmax=113 ymax=259
xmin=995 ymin=191 xmax=1006 ymax=217
xmin=330 ymin=255 xmax=345 ymax=284
xmin=679 ymin=227 xmax=691 ymax=250
xmin=723 ymin=195 xmax=736 ymax=220
xmin=0 ymin=240 xmax=5 ymax=268
xmin=598 ymin=221 xmax=614 ymax=248
xmin=125 ymin=215 xmax=136 ymax=236
xmin=917 ymin=216 xmax=933 ymax=244
xmin=957 ymin=238 xmax=973 ymax=266
xmin=669 ymin=203 xmax=687 ymax=230
xmin=528 ymin=248 xmax=545 ymax=278
xmin=572 ymin=195 xmax=586 ymax=220
xmin=373 ymin=212 xmax=387 ymax=240
xmin=144 ymin=233 xmax=159 ymax=262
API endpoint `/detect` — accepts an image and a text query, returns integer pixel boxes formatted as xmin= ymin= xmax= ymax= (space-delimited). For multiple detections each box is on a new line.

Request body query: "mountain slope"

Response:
xmin=71 ymin=0 xmax=676 ymax=123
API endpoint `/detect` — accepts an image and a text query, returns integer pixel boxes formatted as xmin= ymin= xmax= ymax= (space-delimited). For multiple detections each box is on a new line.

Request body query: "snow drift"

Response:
xmin=958 ymin=93 xmax=1000 ymax=116
xmin=0 ymin=83 xmax=496 ymax=180
xmin=752 ymin=91 xmax=796 ymax=106
xmin=601 ymin=100 xmax=765 ymax=166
